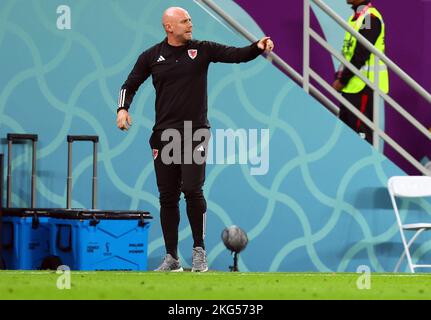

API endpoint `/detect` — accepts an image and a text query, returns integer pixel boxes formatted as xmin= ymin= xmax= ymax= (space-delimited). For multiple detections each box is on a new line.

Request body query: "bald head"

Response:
xmin=162 ymin=7 xmax=187 ymax=25
xmin=162 ymin=7 xmax=193 ymax=46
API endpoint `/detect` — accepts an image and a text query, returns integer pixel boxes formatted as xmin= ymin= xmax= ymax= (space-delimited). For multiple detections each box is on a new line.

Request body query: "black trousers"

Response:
xmin=340 ymin=86 xmax=374 ymax=144
xmin=149 ymin=128 xmax=210 ymax=259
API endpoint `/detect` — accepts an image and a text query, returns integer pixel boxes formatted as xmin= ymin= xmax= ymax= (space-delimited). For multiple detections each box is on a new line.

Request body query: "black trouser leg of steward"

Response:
xmin=340 ymin=86 xmax=374 ymax=144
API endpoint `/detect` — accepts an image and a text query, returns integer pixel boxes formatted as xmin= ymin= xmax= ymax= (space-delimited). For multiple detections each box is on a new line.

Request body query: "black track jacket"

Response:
xmin=118 ymin=38 xmax=264 ymax=131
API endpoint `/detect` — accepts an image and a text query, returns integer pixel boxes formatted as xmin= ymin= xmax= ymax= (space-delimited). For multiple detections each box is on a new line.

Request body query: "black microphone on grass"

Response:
xmin=221 ymin=225 xmax=248 ymax=272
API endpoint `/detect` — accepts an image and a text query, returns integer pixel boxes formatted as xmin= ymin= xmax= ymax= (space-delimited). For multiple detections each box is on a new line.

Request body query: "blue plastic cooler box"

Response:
xmin=48 ymin=210 xmax=152 ymax=271
xmin=1 ymin=209 xmax=51 ymax=270
xmin=1 ymin=134 xmax=46 ymax=270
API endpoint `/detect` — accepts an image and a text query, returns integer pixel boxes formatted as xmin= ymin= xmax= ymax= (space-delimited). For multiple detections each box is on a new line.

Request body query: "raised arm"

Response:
xmin=207 ymin=36 xmax=274 ymax=63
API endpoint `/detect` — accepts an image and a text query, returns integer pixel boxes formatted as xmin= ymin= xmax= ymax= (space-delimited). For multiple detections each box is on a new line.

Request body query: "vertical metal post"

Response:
xmin=31 ymin=140 xmax=37 ymax=208
xmin=67 ymin=141 xmax=72 ymax=209
xmin=303 ymin=0 xmax=311 ymax=93
xmin=373 ymin=56 xmax=380 ymax=150
xmin=7 ymin=140 xmax=12 ymax=208
xmin=92 ymin=141 xmax=97 ymax=210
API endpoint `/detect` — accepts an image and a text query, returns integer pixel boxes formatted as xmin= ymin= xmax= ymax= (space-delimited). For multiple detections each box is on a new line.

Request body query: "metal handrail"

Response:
xmin=309 ymin=29 xmax=431 ymax=144
xmin=311 ymin=70 xmax=428 ymax=175
xmin=304 ymin=0 xmax=431 ymax=174
xmin=197 ymin=0 xmax=340 ymax=115
xmin=197 ymin=0 xmax=431 ymax=174
xmin=311 ymin=0 xmax=431 ymax=105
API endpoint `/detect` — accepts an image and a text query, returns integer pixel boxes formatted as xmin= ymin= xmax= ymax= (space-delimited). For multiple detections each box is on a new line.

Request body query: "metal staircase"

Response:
xmin=198 ymin=0 xmax=431 ymax=175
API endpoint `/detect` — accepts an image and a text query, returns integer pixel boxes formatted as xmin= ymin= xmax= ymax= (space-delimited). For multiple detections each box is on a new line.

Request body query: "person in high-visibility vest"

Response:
xmin=332 ymin=0 xmax=389 ymax=144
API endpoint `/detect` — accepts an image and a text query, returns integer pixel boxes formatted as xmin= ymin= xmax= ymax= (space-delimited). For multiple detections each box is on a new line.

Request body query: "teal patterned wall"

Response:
xmin=1 ymin=0 xmax=430 ymax=272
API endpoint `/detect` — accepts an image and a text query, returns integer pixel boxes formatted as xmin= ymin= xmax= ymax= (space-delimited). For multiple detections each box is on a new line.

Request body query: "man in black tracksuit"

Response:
xmin=332 ymin=0 xmax=382 ymax=144
xmin=116 ymin=7 xmax=274 ymax=272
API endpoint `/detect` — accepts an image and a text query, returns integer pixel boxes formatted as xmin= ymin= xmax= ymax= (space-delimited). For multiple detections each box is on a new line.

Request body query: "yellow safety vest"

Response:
xmin=342 ymin=6 xmax=389 ymax=94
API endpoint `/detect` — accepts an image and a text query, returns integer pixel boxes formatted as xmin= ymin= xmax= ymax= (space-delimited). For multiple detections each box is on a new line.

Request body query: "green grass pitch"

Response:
xmin=0 ymin=271 xmax=431 ymax=300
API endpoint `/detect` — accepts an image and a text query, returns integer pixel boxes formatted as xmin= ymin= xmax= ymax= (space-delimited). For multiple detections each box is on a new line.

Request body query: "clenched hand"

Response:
xmin=257 ymin=37 xmax=274 ymax=54
xmin=117 ymin=109 xmax=132 ymax=131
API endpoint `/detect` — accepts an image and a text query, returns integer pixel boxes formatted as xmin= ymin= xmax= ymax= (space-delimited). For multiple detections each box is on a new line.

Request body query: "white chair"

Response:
xmin=388 ymin=176 xmax=431 ymax=273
